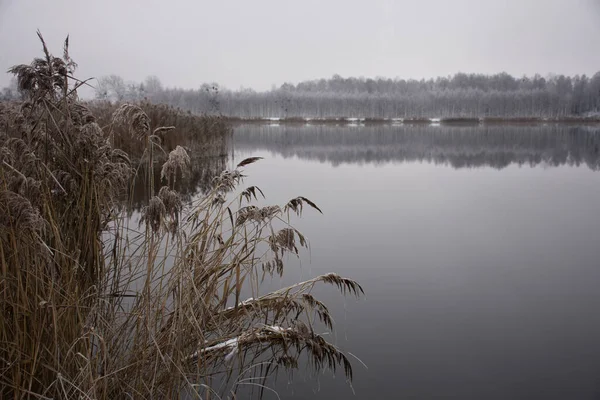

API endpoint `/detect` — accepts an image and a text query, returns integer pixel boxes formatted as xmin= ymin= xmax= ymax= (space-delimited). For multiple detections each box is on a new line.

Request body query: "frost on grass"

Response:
xmin=160 ymin=145 xmax=191 ymax=183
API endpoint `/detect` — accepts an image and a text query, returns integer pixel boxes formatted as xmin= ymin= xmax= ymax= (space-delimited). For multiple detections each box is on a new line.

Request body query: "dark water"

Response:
xmin=188 ymin=124 xmax=600 ymax=399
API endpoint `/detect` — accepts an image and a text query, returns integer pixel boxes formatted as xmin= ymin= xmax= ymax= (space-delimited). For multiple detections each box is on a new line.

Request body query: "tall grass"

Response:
xmin=0 ymin=34 xmax=363 ymax=399
xmin=89 ymin=100 xmax=231 ymax=159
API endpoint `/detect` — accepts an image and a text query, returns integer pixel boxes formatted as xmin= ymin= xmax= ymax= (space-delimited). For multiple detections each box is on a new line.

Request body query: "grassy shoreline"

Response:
xmin=1 ymin=34 xmax=363 ymax=399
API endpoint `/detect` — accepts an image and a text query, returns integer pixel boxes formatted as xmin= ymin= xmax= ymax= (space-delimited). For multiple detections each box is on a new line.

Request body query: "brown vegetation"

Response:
xmin=482 ymin=117 xmax=543 ymax=124
xmin=89 ymin=100 xmax=231 ymax=159
xmin=439 ymin=118 xmax=481 ymax=125
xmin=0 ymin=34 xmax=363 ymax=399
xmin=363 ymin=118 xmax=389 ymax=124
xmin=280 ymin=116 xmax=306 ymax=124
xmin=401 ymin=118 xmax=432 ymax=124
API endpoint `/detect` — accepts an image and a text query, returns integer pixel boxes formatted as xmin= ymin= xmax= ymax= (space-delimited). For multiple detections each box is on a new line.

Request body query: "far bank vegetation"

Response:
xmin=46 ymin=71 xmax=600 ymax=120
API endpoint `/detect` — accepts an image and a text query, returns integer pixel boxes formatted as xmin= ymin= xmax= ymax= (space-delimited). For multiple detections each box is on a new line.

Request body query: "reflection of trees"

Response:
xmin=233 ymin=125 xmax=600 ymax=170
xmin=128 ymin=155 xmax=228 ymax=211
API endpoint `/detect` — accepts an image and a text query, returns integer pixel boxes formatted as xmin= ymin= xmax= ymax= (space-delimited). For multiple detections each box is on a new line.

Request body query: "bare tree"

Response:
xmin=95 ymin=74 xmax=127 ymax=101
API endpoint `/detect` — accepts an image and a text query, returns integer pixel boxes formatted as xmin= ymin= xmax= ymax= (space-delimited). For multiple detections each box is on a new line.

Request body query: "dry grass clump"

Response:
xmin=481 ymin=117 xmax=543 ymax=124
xmin=439 ymin=117 xmax=481 ymax=125
xmin=0 ymin=33 xmax=131 ymax=398
xmin=401 ymin=118 xmax=432 ymax=124
xmin=90 ymin=100 xmax=232 ymax=159
xmin=129 ymin=154 xmax=227 ymax=211
xmin=0 ymin=34 xmax=363 ymax=399
xmin=161 ymin=145 xmax=191 ymax=184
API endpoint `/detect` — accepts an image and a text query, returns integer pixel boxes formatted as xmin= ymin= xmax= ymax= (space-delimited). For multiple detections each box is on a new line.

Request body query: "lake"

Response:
xmin=202 ymin=124 xmax=600 ymax=399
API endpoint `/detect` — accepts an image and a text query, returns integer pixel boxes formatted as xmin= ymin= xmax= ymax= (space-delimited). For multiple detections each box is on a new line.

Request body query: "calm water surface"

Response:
xmin=224 ymin=124 xmax=600 ymax=399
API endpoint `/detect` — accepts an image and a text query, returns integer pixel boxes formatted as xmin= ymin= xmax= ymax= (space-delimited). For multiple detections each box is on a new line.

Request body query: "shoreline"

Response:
xmin=224 ymin=116 xmax=600 ymax=126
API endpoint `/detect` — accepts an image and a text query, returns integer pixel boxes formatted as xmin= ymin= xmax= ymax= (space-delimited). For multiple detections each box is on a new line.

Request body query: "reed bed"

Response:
xmin=89 ymin=100 xmax=232 ymax=160
xmin=0 ymin=34 xmax=363 ymax=399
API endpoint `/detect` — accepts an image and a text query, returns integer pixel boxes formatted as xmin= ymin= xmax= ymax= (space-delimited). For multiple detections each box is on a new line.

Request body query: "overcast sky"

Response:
xmin=1 ymin=0 xmax=600 ymax=94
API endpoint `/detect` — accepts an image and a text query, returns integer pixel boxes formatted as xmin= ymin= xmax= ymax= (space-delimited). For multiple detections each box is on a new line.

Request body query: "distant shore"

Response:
xmin=224 ymin=116 xmax=600 ymax=126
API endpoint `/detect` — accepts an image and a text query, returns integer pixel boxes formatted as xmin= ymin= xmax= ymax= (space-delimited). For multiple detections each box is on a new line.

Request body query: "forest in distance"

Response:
xmin=4 ymin=71 xmax=600 ymax=120
xmin=88 ymin=71 xmax=600 ymax=119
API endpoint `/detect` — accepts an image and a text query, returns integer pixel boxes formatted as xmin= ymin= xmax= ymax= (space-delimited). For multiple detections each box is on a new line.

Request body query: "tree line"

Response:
xmin=3 ymin=72 xmax=600 ymax=118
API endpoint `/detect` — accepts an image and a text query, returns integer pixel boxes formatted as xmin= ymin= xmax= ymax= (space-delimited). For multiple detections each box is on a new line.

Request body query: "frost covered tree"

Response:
xmin=94 ymin=71 xmax=600 ymax=118
xmin=95 ymin=74 xmax=128 ymax=101
xmin=144 ymin=75 xmax=163 ymax=99
xmin=0 ymin=78 xmax=20 ymax=101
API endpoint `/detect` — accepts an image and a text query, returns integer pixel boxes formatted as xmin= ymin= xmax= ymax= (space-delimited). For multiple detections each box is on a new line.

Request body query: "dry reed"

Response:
xmin=0 ymin=33 xmax=363 ymax=399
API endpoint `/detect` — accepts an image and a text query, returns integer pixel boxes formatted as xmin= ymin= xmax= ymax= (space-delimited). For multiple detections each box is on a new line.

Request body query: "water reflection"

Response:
xmin=233 ymin=124 xmax=600 ymax=170
xmin=231 ymin=123 xmax=600 ymax=399
xmin=121 ymin=124 xmax=600 ymax=399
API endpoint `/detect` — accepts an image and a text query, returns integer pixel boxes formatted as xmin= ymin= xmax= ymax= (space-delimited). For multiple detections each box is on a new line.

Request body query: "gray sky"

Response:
xmin=1 ymin=0 xmax=600 ymax=93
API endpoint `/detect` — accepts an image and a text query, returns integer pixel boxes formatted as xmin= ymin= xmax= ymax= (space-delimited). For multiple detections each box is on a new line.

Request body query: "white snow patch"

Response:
xmin=187 ymin=324 xmax=292 ymax=361
xmin=186 ymin=337 xmax=240 ymax=361
xmin=223 ymin=297 xmax=255 ymax=312
xmin=346 ymin=118 xmax=366 ymax=124
xmin=264 ymin=325 xmax=292 ymax=334
xmin=202 ymin=337 xmax=239 ymax=352
xmin=224 ymin=346 xmax=238 ymax=363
